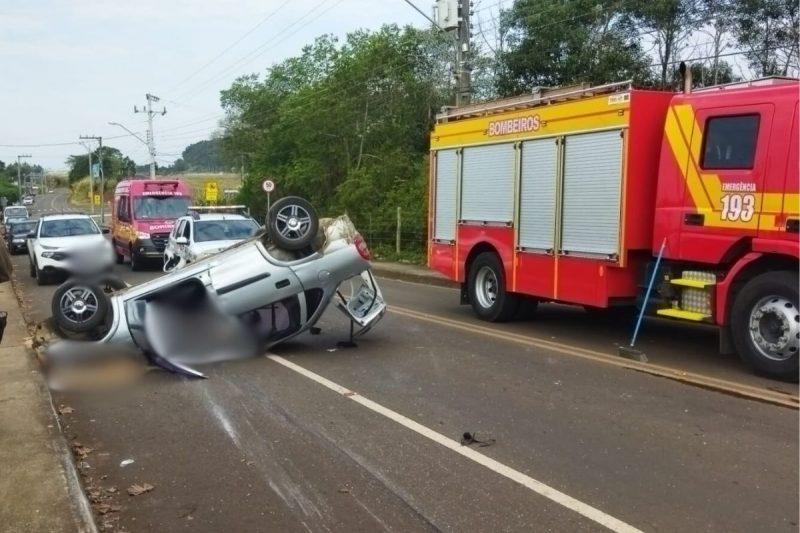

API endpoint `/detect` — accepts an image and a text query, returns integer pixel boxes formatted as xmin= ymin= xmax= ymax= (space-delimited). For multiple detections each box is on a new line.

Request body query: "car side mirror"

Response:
xmin=101 ymin=228 xmax=110 ymax=234
xmin=27 ymin=232 xmax=35 ymax=239
xmin=175 ymin=236 xmax=189 ymax=245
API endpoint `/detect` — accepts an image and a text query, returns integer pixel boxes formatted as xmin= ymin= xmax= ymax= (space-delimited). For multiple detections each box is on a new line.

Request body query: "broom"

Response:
xmin=618 ymin=237 xmax=667 ymax=362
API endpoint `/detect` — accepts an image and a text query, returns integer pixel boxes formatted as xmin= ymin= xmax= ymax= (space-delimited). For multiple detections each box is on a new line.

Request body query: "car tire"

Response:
xmin=468 ymin=252 xmax=520 ymax=322
xmin=114 ymin=242 xmax=125 ymax=265
xmin=35 ymin=261 xmax=50 ymax=286
xmin=130 ymin=246 xmax=143 ymax=272
xmin=29 ymin=258 xmax=36 ymax=278
xmin=731 ymin=271 xmax=799 ymax=382
xmin=267 ymin=196 xmax=319 ymax=251
xmin=51 ymin=280 xmax=110 ymax=334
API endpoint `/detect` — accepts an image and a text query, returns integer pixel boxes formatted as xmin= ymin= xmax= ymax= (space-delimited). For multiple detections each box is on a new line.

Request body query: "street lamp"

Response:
xmin=108 ymin=121 xmax=154 ymax=179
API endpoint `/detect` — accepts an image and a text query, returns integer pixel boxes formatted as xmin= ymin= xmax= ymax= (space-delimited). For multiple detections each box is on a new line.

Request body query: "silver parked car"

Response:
xmin=46 ymin=197 xmax=386 ymax=378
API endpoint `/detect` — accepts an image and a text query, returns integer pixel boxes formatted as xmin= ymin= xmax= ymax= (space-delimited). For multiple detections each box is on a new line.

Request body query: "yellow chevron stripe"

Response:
xmin=665 ymin=104 xmax=798 ymax=231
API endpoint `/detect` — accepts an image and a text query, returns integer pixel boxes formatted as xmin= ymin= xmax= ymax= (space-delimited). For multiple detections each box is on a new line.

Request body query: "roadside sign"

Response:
xmin=93 ymin=194 xmax=101 ymax=206
xmin=204 ymin=182 xmax=219 ymax=202
xmin=91 ymin=163 xmax=101 ymax=178
xmin=262 ymin=179 xmax=275 ymax=193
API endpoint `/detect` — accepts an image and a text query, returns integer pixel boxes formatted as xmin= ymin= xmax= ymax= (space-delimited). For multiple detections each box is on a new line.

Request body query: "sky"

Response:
xmin=1 ymin=0 xmax=497 ymax=171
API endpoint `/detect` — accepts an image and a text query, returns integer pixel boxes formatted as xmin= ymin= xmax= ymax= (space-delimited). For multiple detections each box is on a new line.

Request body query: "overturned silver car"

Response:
xmin=46 ymin=197 xmax=386 ymax=379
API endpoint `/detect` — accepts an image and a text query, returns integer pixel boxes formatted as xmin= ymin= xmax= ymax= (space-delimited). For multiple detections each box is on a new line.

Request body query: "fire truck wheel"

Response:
xmin=468 ymin=252 xmax=520 ymax=322
xmin=731 ymin=271 xmax=799 ymax=382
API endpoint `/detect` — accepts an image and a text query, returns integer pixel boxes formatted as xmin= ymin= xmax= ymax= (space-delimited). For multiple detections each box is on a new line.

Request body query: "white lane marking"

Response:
xmin=267 ymin=354 xmax=643 ymax=533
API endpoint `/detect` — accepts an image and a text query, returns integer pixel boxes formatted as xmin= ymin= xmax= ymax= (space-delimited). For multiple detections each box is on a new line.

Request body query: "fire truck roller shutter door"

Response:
xmin=561 ymin=130 xmax=623 ymax=256
xmin=461 ymin=143 xmax=515 ymax=223
xmin=434 ymin=149 xmax=458 ymax=241
xmin=519 ymin=138 xmax=559 ymax=251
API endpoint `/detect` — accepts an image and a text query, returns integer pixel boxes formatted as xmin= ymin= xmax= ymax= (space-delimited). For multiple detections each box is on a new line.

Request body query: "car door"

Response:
xmin=163 ymin=220 xmax=183 ymax=271
xmin=27 ymin=220 xmax=40 ymax=262
xmin=182 ymin=220 xmax=194 ymax=263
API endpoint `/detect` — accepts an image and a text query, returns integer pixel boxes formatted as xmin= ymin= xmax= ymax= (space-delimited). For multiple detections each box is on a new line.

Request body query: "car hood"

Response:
xmin=38 ymin=234 xmax=109 ymax=249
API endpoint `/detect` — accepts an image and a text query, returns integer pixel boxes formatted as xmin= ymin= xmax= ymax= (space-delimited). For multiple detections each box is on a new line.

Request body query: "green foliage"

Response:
xmin=182 ymin=139 xmax=224 ymax=171
xmin=728 ymin=0 xmax=799 ymax=76
xmin=221 ymin=25 xmax=447 ymax=252
xmin=628 ymin=0 xmax=705 ymax=87
xmin=66 ymin=146 xmax=135 ymax=183
xmin=497 ymin=0 xmax=652 ymax=94
xmin=0 ymin=180 xmax=20 ymax=204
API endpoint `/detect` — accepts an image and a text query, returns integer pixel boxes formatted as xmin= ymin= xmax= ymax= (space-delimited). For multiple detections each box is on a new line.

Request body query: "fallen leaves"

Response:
xmin=127 ymin=483 xmax=154 ymax=496
xmin=72 ymin=442 xmax=94 ymax=459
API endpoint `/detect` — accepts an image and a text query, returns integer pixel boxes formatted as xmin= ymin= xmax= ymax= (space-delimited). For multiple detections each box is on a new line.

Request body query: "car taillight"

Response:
xmin=355 ymin=234 xmax=371 ymax=260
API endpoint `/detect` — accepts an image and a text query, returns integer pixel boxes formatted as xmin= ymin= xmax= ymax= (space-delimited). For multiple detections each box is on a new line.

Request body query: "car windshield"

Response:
xmin=194 ymin=219 xmax=259 ymax=242
xmin=5 ymin=208 xmax=27 ymax=219
xmin=132 ymin=196 xmax=191 ymax=220
xmin=11 ymin=222 xmax=37 ymax=235
xmin=40 ymin=218 xmax=100 ymax=238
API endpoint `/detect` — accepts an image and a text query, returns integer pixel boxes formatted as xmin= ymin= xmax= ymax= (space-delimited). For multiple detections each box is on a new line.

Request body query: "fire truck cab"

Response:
xmin=428 ymin=77 xmax=799 ymax=380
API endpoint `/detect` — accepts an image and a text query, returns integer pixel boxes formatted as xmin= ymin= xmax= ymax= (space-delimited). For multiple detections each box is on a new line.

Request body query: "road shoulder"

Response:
xmin=0 ymin=279 xmax=96 ymax=533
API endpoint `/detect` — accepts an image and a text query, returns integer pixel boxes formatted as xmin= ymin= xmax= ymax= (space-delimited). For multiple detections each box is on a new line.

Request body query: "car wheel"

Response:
xmin=51 ymin=280 xmax=110 ymax=334
xmin=267 ymin=196 xmax=319 ymax=251
xmin=731 ymin=271 xmax=799 ymax=382
xmin=29 ymin=258 xmax=36 ymax=278
xmin=130 ymin=246 xmax=143 ymax=271
xmin=468 ymin=252 xmax=520 ymax=322
xmin=35 ymin=262 xmax=50 ymax=286
xmin=114 ymin=242 xmax=125 ymax=264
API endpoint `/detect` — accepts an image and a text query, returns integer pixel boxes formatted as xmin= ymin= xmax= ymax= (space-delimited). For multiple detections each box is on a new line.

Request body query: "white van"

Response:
xmin=3 ymin=205 xmax=29 ymax=230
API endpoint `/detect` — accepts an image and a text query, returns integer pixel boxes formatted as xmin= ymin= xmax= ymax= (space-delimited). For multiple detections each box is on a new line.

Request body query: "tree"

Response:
xmin=221 ymin=25 xmax=448 ymax=247
xmin=729 ymin=0 xmax=799 ymax=76
xmin=629 ymin=0 xmax=705 ymax=87
xmin=497 ymin=0 xmax=652 ymax=95
xmin=182 ymin=139 xmax=224 ymax=171
xmin=66 ymin=146 xmax=136 ymax=182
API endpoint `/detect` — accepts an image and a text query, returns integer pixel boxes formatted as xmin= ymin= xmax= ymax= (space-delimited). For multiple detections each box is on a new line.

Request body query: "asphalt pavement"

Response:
xmin=10 ymin=190 xmax=799 ymax=532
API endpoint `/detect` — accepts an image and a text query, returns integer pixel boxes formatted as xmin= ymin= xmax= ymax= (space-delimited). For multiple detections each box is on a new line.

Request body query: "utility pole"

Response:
xmin=240 ymin=154 xmax=245 ymax=185
xmin=80 ymin=135 xmax=105 ymax=224
xmin=455 ymin=0 xmax=472 ymax=106
xmin=16 ymin=154 xmax=31 ymax=201
xmin=135 ymin=93 xmax=166 ymax=179
xmin=411 ymin=0 xmax=471 ymax=106
xmin=79 ymin=141 xmax=95 ymax=214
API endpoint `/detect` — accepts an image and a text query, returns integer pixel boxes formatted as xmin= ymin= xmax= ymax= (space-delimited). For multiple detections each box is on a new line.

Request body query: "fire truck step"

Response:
xmin=669 ymin=278 xmax=715 ymax=289
xmin=656 ymin=308 xmax=710 ymax=322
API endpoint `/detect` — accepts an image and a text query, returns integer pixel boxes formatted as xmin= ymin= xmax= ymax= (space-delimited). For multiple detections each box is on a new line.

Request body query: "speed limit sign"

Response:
xmin=262 ymin=179 xmax=275 ymax=193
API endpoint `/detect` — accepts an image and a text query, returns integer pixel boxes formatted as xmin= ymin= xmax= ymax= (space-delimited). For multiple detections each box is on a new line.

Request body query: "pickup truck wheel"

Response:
xmin=731 ymin=271 xmax=799 ymax=382
xmin=267 ymin=196 xmax=319 ymax=251
xmin=52 ymin=280 xmax=110 ymax=334
xmin=468 ymin=252 xmax=520 ymax=322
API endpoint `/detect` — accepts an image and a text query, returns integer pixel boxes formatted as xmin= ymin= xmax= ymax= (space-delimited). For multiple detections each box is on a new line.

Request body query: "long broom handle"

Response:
xmin=629 ymin=237 xmax=667 ymax=348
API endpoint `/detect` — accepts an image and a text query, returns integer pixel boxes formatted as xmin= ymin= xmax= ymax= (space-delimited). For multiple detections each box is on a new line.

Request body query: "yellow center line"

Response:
xmin=388 ymin=305 xmax=798 ymax=409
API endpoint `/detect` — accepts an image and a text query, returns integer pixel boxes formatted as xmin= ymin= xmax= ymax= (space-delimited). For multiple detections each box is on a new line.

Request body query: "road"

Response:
xmin=9 ymin=190 xmax=799 ymax=532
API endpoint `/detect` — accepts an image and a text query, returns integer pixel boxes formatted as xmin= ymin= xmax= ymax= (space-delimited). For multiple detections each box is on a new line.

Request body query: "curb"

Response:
xmin=371 ymin=265 xmax=459 ymax=289
xmin=0 ymin=276 xmax=98 ymax=533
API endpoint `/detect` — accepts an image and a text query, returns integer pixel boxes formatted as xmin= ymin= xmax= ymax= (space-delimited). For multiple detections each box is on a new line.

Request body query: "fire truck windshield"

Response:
xmin=133 ymin=196 xmax=191 ymax=220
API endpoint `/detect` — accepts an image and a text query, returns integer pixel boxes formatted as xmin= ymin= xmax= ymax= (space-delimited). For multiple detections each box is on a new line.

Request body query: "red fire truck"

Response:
xmin=427 ymin=73 xmax=799 ymax=381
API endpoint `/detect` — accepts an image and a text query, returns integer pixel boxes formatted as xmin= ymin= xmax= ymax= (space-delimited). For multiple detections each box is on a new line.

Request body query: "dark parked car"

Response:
xmin=5 ymin=219 xmax=37 ymax=254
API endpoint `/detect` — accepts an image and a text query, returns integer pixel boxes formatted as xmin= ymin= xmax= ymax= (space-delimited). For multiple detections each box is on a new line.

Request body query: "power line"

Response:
xmin=164 ymin=0 xmax=293 ymax=93
xmin=176 ymin=0 xmax=344 ymax=102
